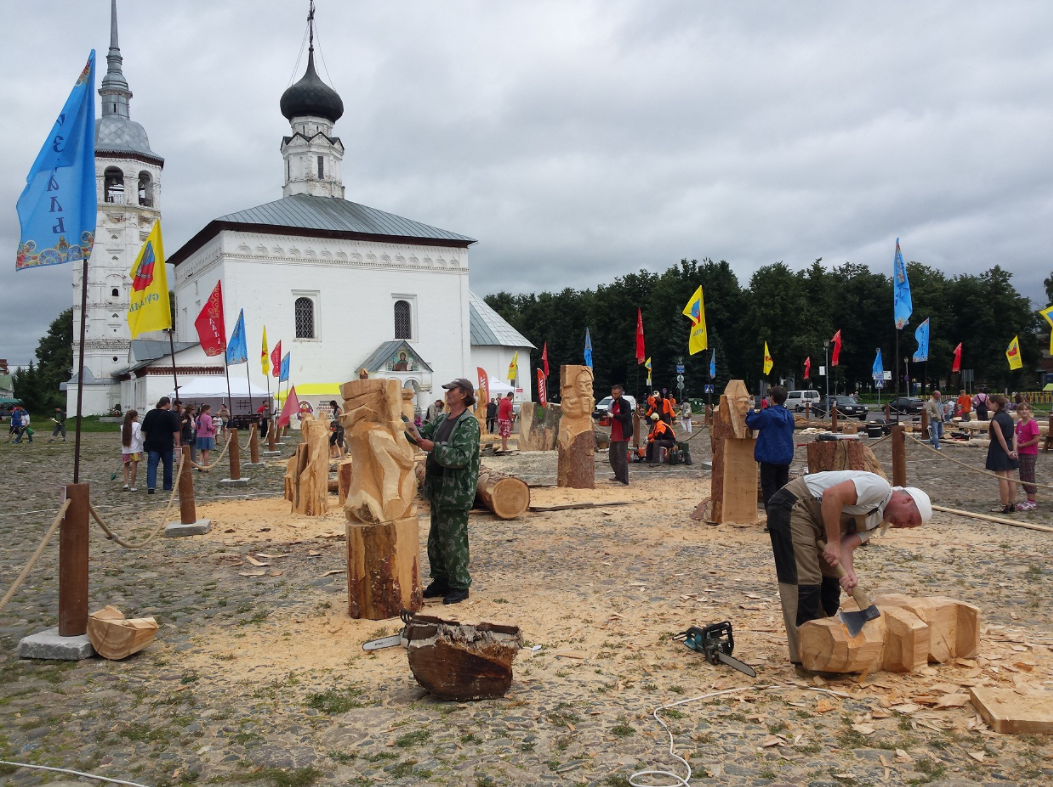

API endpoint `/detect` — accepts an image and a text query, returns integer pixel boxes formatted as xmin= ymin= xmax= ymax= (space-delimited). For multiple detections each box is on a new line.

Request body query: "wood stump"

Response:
xmin=519 ymin=402 xmax=561 ymax=451
xmin=87 ymin=606 xmax=158 ymax=660
xmin=476 ymin=467 xmax=530 ymax=519
xmin=405 ymin=614 xmax=523 ymax=700
xmin=706 ymin=380 xmax=758 ymax=524
xmin=806 ymin=440 xmax=886 ymax=479
xmin=557 ymin=365 xmax=595 ymax=488
xmin=346 ymin=517 xmax=422 ymax=620
xmin=284 ymin=414 xmax=330 ymax=515
xmin=799 ymin=595 xmax=981 ymax=674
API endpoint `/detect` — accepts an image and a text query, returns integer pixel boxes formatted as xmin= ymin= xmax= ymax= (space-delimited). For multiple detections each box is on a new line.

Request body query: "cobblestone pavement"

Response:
xmin=0 ymin=430 xmax=1051 ymax=787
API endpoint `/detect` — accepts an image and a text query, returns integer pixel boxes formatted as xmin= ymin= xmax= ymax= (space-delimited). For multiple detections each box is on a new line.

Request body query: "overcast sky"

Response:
xmin=2 ymin=1 xmax=1051 ymax=367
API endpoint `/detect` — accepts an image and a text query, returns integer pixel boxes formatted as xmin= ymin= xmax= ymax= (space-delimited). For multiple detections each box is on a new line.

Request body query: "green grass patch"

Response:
xmin=393 ymin=729 xmax=429 ymax=748
xmin=305 ymin=686 xmax=365 ymax=714
xmin=611 ymin=721 xmax=636 ymax=738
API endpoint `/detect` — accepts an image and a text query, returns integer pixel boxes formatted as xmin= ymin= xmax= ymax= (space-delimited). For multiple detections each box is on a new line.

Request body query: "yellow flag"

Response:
xmin=261 ymin=326 xmax=270 ymax=375
xmin=1006 ymin=335 xmax=1022 ymax=370
xmin=127 ymin=220 xmax=171 ymax=338
xmin=681 ymin=286 xmax=708 ymax=355
xmin=1041 ymin=304 xmax=1053 ymax=354
xmin=763 ymin=342 xmax=774 ymax=375
xmin=507 ymin=351 xmax=518 ymax=383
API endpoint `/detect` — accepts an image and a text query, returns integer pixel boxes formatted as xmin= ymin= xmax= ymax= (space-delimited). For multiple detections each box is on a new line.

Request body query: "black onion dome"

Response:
xmin=280 ymin=49 xmax=344 ymax=123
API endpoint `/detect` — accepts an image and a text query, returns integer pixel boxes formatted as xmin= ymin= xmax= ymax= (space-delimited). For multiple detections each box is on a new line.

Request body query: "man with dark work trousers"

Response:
xmin=765 ymin=471 xmax=932 ymax=666
xmin=404 ymin=378 xmax=481 ymax=605
xmin=608 ymin=384 xmax=633 ymax=484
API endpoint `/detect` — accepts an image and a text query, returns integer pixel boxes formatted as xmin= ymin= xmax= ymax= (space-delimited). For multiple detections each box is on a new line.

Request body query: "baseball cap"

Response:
xmin=899 ymin=486 xmax=933 ymax=522
xmin=442 ymin=378 xmax=475 ymax=394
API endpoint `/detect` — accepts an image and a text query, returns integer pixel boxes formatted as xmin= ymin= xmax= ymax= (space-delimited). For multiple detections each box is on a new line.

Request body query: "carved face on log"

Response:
xmin=560 ymin=366 xmax=595 ymax=421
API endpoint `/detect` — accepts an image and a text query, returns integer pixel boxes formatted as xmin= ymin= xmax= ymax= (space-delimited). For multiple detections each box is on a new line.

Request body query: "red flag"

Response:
xmin=831 ymin=330 xmax=842 ymax=367
xmin=803 ymin=356 xmax=811 ymax=380
xmin=635 ymin=308 xmax=645 ymax=365
xmin=477 ymin=367 xmax=489 ymax=405
xmin=536 ymin=368 xmax=547 ymax=406
xmin=194 ymin=282 xmax=226 ymax=357
xmin=951 ymin=342 xmax=962 ymax=373
xmin=271 ymin=340 xmax=282 ymax=378
xmin=541 ymin=342 xmax=550 ymax=378
xmin=278 ymin=386 xmax=299 ymax=428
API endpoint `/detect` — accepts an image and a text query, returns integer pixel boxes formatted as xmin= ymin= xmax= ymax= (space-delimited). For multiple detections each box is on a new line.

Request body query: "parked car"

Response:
xmin=785 ymin=390 xmax=822 ymax=412
xmin=813 ymin=395 xmax=869 ymax=420
xmin=592 ymin=395 xmax=637 ymax=420
xmin=886 ymin=396 xmax=925 ymax=416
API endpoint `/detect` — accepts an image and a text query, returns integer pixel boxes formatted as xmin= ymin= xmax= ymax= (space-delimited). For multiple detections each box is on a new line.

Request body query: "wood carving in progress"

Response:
xmin=340 ymin=378 xmax=422 ymax=620
xmin=284 ymin=413 xmax=331 ymax=515
xmin=557 ymin=365 xmax=595 ymax=489
xmin=705 ymin=380 xmax=758 ymax=524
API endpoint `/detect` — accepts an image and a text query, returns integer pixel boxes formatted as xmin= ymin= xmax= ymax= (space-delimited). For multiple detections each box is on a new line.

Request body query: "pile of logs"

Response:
xmin=799 ymin=595 xmax=980 ymax=674
xmin=284 ymin=413 xmax=331 ymax=515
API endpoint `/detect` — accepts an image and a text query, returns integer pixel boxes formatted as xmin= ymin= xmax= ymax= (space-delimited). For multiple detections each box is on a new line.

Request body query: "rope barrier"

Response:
xmin=189 ymin=431 xmax=233 ymax=471
xmin=905 ymin=433 xmax=1053 ymax=490
xmin=90 ymin=456 xmax=186 ymax=549
xmin=0 ymin=499 xmax=71 ymax=616
xmin=0 ymin=760 xmax=151 ymax=787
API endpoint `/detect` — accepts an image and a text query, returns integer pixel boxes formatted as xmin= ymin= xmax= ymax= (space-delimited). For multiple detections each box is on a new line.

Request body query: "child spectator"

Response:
xmin=121 ymin=410 xmax=143 ymax=491
xmin=1013 ymin=402 xmax=1040 ymax=510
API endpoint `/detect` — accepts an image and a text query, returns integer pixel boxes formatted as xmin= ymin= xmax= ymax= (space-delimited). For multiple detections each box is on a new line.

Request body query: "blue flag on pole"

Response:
xmin=709 ymin=349 xmax=716 ymax=379
xmin=912 ymin=318 xmax=929 ymax=362
xmin=873 ymin=348 xmax=884 ymax=379
xmin=226 ymin=309 xmax=248 ymax=365
xmin=893 ymin=238 xmax=913 ymax=330
xmin=279 ymin=352 xmax=291 ymax=382
xmin=584 ymin=328 xmax=593 ymax=368
xmin=16 ymin=51 xmax=97 ymax=271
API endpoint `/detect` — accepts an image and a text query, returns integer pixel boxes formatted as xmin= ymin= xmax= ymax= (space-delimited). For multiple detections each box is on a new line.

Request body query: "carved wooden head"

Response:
xmin=560 ymin=365 xmax=595 ymax=420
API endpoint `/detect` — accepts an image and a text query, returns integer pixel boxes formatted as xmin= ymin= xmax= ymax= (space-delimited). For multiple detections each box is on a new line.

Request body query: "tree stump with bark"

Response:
xmin=519 ymin=402 xmax=561 ymax=451
xmin=806 ymin=439 xmax=886 ymax=478
xmin=405 ymin=614 xmax=523 ymax=700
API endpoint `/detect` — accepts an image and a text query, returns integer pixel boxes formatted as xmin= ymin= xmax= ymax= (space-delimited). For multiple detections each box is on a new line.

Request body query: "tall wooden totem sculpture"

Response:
xmin=557 ymin=365 xmax=595 ymax=488
xmin=707 ymin=379 xmax=759 ymax=524
xmin=341 ymin=378 xmax=423 ymax=619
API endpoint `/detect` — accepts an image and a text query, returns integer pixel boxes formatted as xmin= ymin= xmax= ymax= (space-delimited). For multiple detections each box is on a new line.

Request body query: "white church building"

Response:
xmin=67 ymin=2 xmax=533 ymax=417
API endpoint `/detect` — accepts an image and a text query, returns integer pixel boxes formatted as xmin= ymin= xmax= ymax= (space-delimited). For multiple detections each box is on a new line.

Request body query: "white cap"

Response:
xmin=898 ymin=486 xmax=933 ymax=522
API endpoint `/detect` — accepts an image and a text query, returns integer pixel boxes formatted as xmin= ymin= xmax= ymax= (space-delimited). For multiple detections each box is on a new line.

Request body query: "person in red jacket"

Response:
xmin=608 ymin=384 xmax=634 ymax=484
xmin=497 ymin=392 xmax=515 ymax=452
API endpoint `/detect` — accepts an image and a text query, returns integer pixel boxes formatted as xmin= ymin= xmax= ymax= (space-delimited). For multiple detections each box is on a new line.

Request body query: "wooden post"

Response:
xmin=920 ymin=407 xmax=929 ymax=439
xmin=178 ymin=446 xmax=196 ymax=525
xmin=705 ymin=404 xmax=713 ymax=424
xmin=632 ymin=411 xmax=641 ymax=449
xmin=249 ymin=423 xmax=260 ymax=464
xmin=892 ymin=424 xmax=906 ymax=486
xmin=884 ymin=402 xmax=891 ymax=422
xmin=59 ymin=483 xmax=90 ymax=637
xmin=804 ymin=402 xmax=810 ymax=421
xmin=228 ymin=428 xmax=241 ymax=480
xmin=1045 ymin=414 xmax=1052 ymax=453
xmin=830 ymin=403 xmax=838 ymax=432
xmin=267 ymin=418 xmax=277 ymax=452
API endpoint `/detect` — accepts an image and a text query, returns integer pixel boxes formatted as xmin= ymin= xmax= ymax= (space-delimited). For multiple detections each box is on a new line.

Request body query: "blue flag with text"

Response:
xmin=226 ymin=309 xmax=248 ymax=365
xmin=893 ymin=238 xmax=913 ymax=330
xmin=16 ymin=51 xmax=97 ymax=271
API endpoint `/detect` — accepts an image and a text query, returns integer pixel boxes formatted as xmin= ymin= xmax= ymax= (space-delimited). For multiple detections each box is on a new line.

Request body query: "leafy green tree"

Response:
xmin=13 ymin=308 xmax=73 ymax=413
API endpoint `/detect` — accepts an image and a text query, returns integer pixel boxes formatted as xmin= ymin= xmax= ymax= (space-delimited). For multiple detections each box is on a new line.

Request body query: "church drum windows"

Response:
xmin=394 ymin=300 xmax=412 ymax=340
xmin=295 ymin=297 xmax=315 ymax=339
xmin=137 ymin=172 xmax=153 ymax=207
xmin=317 ymin=156 xmax=324 ymax=179
xmin=104 ymin=167 xmax=124 ymax=204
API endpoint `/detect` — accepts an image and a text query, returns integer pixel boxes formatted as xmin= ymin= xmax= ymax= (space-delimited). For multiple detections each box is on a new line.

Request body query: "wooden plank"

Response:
xmin=969 ymin=687 xmax=1053 ymax=734
xmin=932 ymin=504 xmax=1053 ymax=533
xmin=528 ymin=501 xmax=632 ymax=512
xmin=721 ymin=437 xmax=760 ymax=524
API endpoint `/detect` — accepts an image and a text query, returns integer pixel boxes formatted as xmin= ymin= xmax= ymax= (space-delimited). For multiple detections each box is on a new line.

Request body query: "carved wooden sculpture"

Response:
xmin=706 ymin=380 xmax=758 ymax=524
xmin=557 ymin=365 xmax=595 ymax=488
xmin=87 ymin=606 xmax=158 ymax=660
xmin=284 ymin=414 xmax=330 ymax=515
xmin=799 ymin=595 xmax=980 ymax=674
xmin=518 ymin=402 xmax=561 ymax=451
xmin=340 ymin=378 xmax=422 ymax=619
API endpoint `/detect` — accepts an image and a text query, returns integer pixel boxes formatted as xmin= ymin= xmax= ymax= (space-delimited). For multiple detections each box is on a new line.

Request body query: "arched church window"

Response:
xmin=111 ymin=288 xmax=119 ymax=298
xmin=394 ymin=300 xmax=411 ymax=340
xmin=317 ymin=156 xmax=324 ymax=179
xmin=295 ymin=297 xmax=315 ymax=339
xmin=104 ymin=168 xmax=124 ymax=204
xmin=138 ymin=172 xmax=153 ymax=207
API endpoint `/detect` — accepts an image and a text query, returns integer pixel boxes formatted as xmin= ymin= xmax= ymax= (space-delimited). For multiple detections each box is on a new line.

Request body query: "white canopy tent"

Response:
xmin=167 ymin=376 xmax=273 ymax=415
xmin=484 ymin=378 xmax=515 ymax=396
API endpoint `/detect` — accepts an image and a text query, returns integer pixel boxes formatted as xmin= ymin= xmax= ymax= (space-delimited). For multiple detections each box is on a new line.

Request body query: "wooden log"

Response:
xmin=969 ymin=687 xmax=1053 ymax=734
xmin=706 ymin=380 xmax=758 ymax=524
xmin=87 ymin=606 xmax=158 ymax=660
xmin=557 ymin=366 xmax=595 ymax=488
xmin=249 ymin=423 xmax=260 ymax=464
xmin=798 ymin=614 xmax=887 ymax=673
xmin=873 ymin=594 xmax=980 ymax=662
xmin=178 ymin=445 xmax=196 ymax=525
xmin=228 ymin=428 xmax=241 ymax=480
xmin=405 ymin=614 xmax=523 ymax=700
xmin=337 ymin=459 xmax=354 ymax=506
xmin=475 ymin=467 xmax=530 ymax=519
xmin=880 ymin=606 xmax=930 ymax=673
xmin=891 ymin=424 xmax=906 ymax=486
xmin=518 ymin=402 xmax=561 ymax=451
xmin=346 ymin=516 xmax=422 ymax=620
xmin=59 ymin=483 xmax=90 ymax=637
xmin=806 ymin=440 xmax=886 ymax=479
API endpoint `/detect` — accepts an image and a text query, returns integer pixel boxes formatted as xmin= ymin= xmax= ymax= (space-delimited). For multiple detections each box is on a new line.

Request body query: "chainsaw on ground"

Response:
xmin=674 ymin=621 xmax=756 ymax=677
xmin=362 ymin=609 xmax=413 ymax=651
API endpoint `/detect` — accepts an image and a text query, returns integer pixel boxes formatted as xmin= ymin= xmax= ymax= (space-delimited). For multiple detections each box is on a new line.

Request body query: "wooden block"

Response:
xmin=970 ymin=687 xmax=1053 ymax=734
xmin=405 ymin=614 xmax=523 ymax=700
xmin=880 ymin=606 xmax=929 ymax=673
xmin=799 ymin=615 xmax=887 ymax=674
xmin=346 ymin=516 xmax=423 ymax=620
xmin=87 ymin=606 xmax=158 ymax=660
xmin=874 ymin=595 xmax=980 ymax=663
xmin=721 ymin=437 xmax=760 ymax=523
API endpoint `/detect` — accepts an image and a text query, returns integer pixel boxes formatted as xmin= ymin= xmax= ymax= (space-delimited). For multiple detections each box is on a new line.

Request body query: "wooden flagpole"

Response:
xmin=167 ymin=329 xmax=179 ymax=402
xmin=72 ymin=259 xmax=89 ymax=483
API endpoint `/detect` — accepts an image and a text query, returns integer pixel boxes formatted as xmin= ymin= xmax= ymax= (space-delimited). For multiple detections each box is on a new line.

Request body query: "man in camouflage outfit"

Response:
xmin=405 ymin=378 xmax=481 ymax=605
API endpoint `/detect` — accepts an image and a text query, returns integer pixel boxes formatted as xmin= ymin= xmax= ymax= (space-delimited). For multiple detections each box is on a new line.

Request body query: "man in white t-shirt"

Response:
xmin=765 ymin=471 xmax=933 ymax=667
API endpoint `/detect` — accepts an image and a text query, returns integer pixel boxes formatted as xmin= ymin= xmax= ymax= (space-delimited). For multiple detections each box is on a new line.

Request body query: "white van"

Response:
xmin=785 ymin=390 xmax=821 ymax=412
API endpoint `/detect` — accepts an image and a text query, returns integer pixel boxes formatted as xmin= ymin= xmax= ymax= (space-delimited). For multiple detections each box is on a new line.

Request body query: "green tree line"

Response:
xmin=12 ymin=307 xmax=73 ymax=413
xmin=486 ymin=259 xmax=1049 ymax=401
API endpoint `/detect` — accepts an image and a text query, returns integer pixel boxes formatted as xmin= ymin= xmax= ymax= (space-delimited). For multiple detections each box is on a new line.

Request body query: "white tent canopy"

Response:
xmin=168 ymin=376 xmax=272 ymax=401
xmin=484 ymin=378 xmax=515 ymax=395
